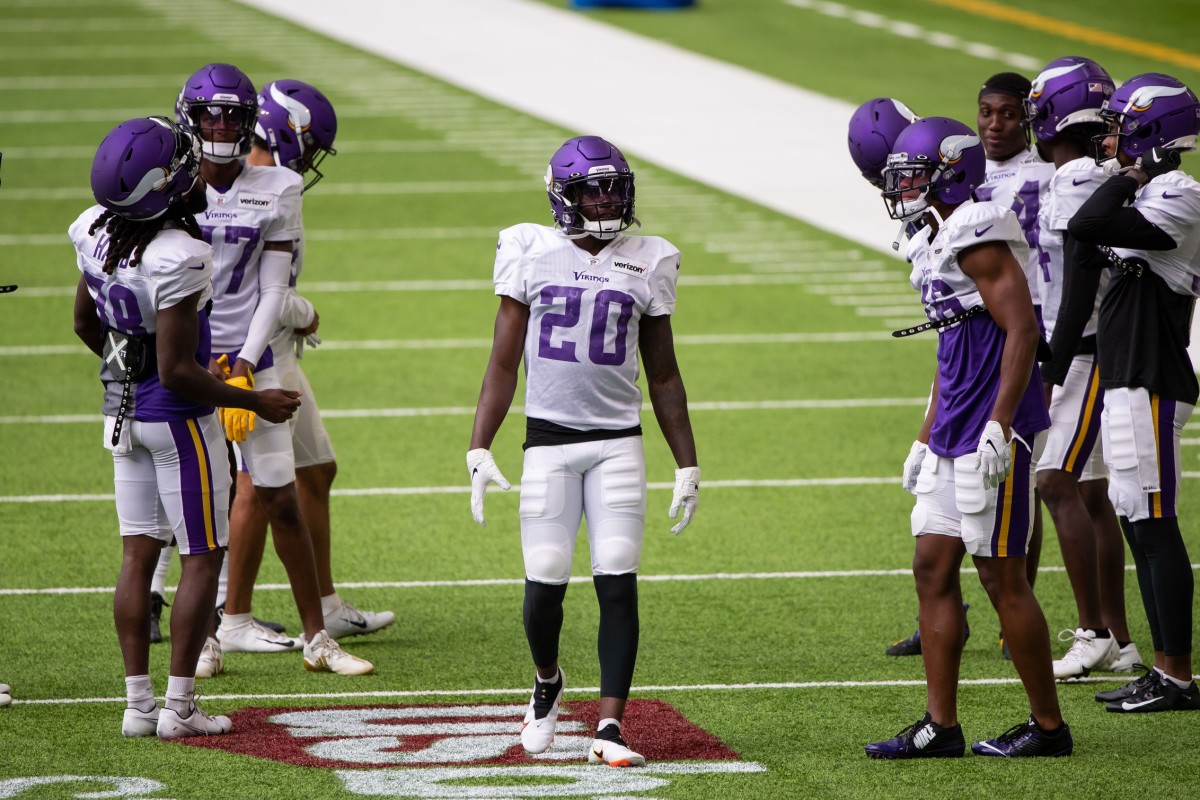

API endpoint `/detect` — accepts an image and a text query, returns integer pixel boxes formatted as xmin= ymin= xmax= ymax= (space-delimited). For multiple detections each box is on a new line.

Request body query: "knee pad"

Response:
xmin=524 ymin=543 xmax=572 ymax=585
xmin=593 ymin=535 xmax=641 ymax=576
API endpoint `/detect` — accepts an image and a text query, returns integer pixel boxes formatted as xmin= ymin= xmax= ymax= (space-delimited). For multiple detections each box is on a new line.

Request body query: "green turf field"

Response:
xmin=2 ymin=0 xmax=1199 ymax=797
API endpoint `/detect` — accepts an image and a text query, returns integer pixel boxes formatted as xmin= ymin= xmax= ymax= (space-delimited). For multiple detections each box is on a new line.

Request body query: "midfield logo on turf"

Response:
xmin=176 ymin=699 xmax=765 ymax=798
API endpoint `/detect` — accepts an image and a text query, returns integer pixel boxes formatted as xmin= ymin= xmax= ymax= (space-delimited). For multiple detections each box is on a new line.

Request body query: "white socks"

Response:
xmin=125 ymin=675 xmax=155 ymax=712
xmin=165 ymin=675 xmax=195 ymax=715
xmin=320 ymin=592 xmax=342 ymax=617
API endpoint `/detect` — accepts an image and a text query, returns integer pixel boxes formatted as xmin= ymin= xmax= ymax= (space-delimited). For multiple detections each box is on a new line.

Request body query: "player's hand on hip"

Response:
xmin=974 ymin=421 xmax=1013 ymax=490
xmin=466 ymin=448 xmax=511 ymax=526
xmin=254 ymin=389 xmax=301 ymax=425
xmin=669 ymin=466 xmax=700 ymax=535
xmin=902 ymin=440 xmax=927 ymax=495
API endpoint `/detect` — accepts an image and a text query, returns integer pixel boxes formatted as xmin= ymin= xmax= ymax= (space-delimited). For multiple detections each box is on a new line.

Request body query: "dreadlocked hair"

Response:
xmin=87 ymin=203 xmax=203 ymax=275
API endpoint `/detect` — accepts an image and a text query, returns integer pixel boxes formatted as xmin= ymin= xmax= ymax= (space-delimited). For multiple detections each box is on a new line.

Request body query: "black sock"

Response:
xmin=523 ymin=579 xmax=568 ymax=668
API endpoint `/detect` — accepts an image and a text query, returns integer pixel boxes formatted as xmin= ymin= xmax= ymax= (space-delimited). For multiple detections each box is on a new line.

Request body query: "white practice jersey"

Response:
xmin=1115 ymin=171 xmax=1200 ymax=297
xmin=69 ymin=205 xmax=215 ymax=421
xmin=908 ymin=200 xmax=1027 ymax=321
xmin=494 ymin=224 xmax=680 ymax=431
xmin=1038 ymin=156 xmax=1109 ymax=340
xmin=197 ymin=164 xmax=303 ymax=353
xmin=977 ymin=149 xmax=1056 ymax=306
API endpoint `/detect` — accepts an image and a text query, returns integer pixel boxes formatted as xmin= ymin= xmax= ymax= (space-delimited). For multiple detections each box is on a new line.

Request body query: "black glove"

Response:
xmin=1137 ymin=147 xmax=1182 ymax=179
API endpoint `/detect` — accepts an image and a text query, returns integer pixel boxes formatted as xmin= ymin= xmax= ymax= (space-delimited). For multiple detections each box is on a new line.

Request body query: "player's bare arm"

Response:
xmin=72 ymin=275 xmax=104 ymax=357
xmin=959 ymin=240 xmax=1039 ymax=436
xmin=639 ymin=313 xmax=697 ymax=469
xmin=470 ymin=295 xmax=529 ymax=450
xmin=157 ymin=292 xmax=299 ymax=423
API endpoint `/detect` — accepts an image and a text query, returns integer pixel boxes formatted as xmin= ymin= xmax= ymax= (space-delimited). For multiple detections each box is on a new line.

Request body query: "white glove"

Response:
xmin=974 ymin=421 xmax=1013 ymax=490
xmin=466 ymin=448 xmax=510 ymax=526
xmin=902 ymin=440 xmax=927 ymax=495
xmin=668 ymin=466 xmax=700 ymax=535
xmin=305 ymin=333 xmax=322 ymax=348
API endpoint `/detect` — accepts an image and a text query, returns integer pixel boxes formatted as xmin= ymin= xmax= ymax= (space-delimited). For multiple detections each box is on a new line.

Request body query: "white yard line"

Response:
xmin=12 ymin=674 xmax=1165 ymax=707
xmin=7 ymin=474 xmax=1200 ymax=506
xmin=9 ymin=563 xmax=1200 ymax=598
xmin=783 ymin=0 xmax=1041 ymax=71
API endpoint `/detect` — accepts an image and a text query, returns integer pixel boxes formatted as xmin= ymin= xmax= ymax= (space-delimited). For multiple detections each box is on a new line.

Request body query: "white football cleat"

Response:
xmin=303 ymin=630 xmax=374 ymax=676
xmin=156 ymin=702 xmax=231 ymax=738
xmin=195 ymin=637 xmax=225 ymax=678
xmin=520 ymin=669 xmax=565 ymax=755
xmin=588 ymin=724 xmax=646 ymax=767
xmin=218 ymin=618 xmax=301 ymax=653
xmin=1107 ymin=642 xmax=1143 ymax=673
xmin=1053 ymin=628 xmax=1119 ymax=680
xmin=121 ymin=705 xmax=160 ymax=737
xmin=324 ymin=600 xmax=395 ymax=640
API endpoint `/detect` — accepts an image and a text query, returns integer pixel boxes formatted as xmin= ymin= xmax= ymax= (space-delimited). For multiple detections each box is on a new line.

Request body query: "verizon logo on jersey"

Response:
xmin=611 ymin=259 xmax=647 ymax=276
xmin=238 ymin=193 xmax=274 ymax=209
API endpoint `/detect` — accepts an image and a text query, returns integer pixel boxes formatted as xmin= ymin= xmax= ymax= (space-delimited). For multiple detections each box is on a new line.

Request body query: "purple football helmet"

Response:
xmin=848 ymin=98 xmax=920 ymax=189
xmin=176 ymin=63 xmax=258 ymax=164
xmin=1094 ymin=73 xmax=1200 ymax=164
xmin=544 ymin=136 xmax=637 ymax=240
xmin=882 ymin=117 xmax=984 ymax=220
xmin=255 ymin=79 xmax=338 ymax=191
xmin=91 ymin=116 xmax=201 ymax=221
xmin=1025 ymin=56 xmax=1114 ymax=143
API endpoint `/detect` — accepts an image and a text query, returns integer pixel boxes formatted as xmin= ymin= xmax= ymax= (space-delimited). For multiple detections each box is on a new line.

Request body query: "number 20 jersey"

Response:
xmin=197 ymin=165 xmax=302 ymax=354
xmin=493 ymin=224 xmax=681 ymax=431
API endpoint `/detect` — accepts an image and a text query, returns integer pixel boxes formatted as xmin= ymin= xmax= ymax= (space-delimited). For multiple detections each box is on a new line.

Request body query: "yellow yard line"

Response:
xmin=926 ymin=0 xmax=1200 ymax=72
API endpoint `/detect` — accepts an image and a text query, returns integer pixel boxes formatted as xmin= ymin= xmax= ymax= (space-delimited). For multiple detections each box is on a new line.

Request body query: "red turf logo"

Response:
xmin=180 ymin=699 xmax=737 ymax=767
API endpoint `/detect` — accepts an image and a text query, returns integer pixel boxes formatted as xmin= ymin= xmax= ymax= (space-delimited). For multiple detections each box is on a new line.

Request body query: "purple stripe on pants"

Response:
xmin=167 ymin=419 xmax=217 ymax=554
xmin=1156 ymin=397 xmax=1178 ymax=518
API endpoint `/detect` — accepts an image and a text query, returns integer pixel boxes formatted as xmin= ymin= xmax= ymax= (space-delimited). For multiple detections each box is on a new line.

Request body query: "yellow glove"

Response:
xmin=220 ymin=374 xmax=256 ymax=442
xmin=215 ymin=353 xmax=232 ymax=379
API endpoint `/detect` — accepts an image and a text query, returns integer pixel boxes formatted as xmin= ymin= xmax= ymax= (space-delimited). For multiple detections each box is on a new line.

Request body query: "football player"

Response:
xmin=865 ymin=117 xmax=1070 ymax=758
xmin=974 ymin=72 xmax=1055 ymax=657
xmin=1024 ymin=56 xmax=1140 ymax=680
xmin=1069 ymin=73 xmax=1200 ymax=713
xmin=176 ymin=63 xmax=372 ymax=677
xmin=848 ymin=98 xmax=975 ymax=658
xmin=70 ymin=116 xmax=300 ymax=737
xmin=467 ymin=136 xmax=700 ymax=767
xmin=216 ymin=79 xmax=394 ymax=650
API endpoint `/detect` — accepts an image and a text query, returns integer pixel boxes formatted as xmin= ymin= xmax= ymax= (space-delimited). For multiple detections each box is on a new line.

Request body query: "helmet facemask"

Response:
xmin=186 ymin=102 xmax=257 ymax=164
xmin=549 ymin=169 xmax=637 ymax=240
xmin=882 ymin=158 xmax=936 ymax=222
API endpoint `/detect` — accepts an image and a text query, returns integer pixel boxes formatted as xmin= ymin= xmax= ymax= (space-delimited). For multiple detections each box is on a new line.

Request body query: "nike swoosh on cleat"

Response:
xmin=258 ymin=637 xmax=296 ymax=648
xmin=1121 ymin=697 xmax=1164 ymax=710
xmin=974 ymin=225 xmax=993 ymax=237
xmin=343 ymin=619 xmax=368 ymax=629
xmin=977 ymin=741 xmax=1008 ymax=757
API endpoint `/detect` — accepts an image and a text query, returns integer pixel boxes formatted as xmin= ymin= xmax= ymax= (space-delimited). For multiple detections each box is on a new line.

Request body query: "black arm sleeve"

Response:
xmin=1067 ymin=175 xmax=1177 ymax=249
xmin=1042 ymin=232 xmax=1103 ymax=385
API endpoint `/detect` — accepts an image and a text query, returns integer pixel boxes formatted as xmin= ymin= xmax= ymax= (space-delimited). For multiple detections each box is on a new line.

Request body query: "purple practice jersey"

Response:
xmin=908 ymin=200 xmax=1051 ymax=458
